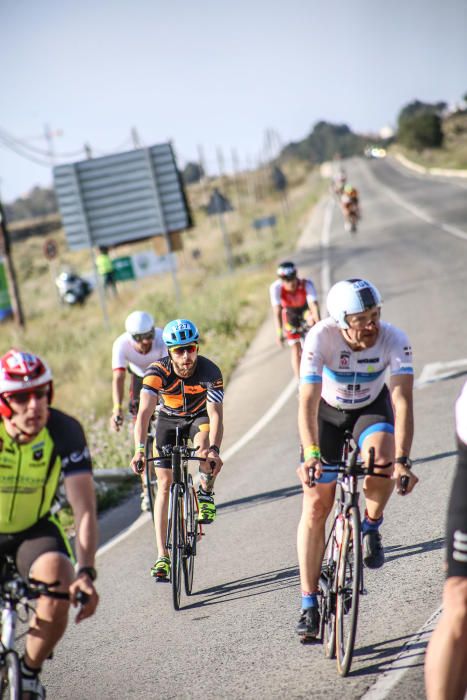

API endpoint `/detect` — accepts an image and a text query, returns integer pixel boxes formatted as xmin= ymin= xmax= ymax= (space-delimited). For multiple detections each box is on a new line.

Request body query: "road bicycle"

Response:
xmin=0 ymin=556 xmax=88 ymax=699
xmin=310 ymin=433 xmax=405 ymax=676
xmin=137 ymin=428 xmax=212 ymax=611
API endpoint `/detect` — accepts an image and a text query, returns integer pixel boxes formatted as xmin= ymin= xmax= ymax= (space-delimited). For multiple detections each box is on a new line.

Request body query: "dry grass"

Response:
xmin=3 ymin=160 xmax=326 ymax=468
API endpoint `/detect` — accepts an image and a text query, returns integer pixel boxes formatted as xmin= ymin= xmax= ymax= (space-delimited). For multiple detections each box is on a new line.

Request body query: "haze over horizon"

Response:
xmin=1 ymin=0 xmax=466 ymax=203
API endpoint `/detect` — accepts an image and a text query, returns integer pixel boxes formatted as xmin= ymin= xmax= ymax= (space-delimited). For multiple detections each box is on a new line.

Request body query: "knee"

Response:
xmin=302 ymin=495 xmax=329 ymax=527
xmin=157 ymin=475 xmax=172 ymax=495
xmin=443 ymin=578 xmax=467 ymax=639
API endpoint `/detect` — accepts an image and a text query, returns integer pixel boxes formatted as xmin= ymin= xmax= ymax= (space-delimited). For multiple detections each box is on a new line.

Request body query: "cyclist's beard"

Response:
xmin=172 ymin=356 xmax=197 ymax=378
xmin=6 ymin=409 xmax=48 ymax=443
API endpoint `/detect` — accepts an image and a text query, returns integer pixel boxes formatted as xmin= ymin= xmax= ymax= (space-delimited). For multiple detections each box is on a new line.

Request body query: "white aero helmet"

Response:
xmin=326 ymin=278 xmax=382 ymax=329
xmin=125 ymin=310 xmax=154 ymax=337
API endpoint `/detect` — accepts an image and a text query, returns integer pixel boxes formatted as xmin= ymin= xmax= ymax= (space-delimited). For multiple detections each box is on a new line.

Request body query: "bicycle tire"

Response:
xmin=144 ymin=434 xmax=157 ymax=520
xmin=322 ymin=533 xmax=338 ymax=659
xmin=336 ymin=506 xmax=362 ymax=676
xmin=170 ymin=484 xmax=183 ymax=611
xmin=183 ymin=477 xmax=198 ymax=596
xmin=0 ymin=651 xmax=22 ymax=700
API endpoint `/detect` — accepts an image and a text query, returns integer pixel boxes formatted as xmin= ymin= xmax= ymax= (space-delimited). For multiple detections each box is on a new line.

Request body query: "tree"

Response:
xmin=397 ymin=100 xmax=444 ymax=150
xmin=182 ymin=161 xmax=204 ymax=184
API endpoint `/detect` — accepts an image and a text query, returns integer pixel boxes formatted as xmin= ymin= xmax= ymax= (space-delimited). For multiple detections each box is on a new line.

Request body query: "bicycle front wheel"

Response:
xmin=0 ymin=651 xmax=22 ymax=700
xmin=183 ymin=476 xmax=198 ymax=596
xmin=336 ymin=506 xmax=362 ymax=676
xmin=170 ymin=484 xmax=183 ymax=611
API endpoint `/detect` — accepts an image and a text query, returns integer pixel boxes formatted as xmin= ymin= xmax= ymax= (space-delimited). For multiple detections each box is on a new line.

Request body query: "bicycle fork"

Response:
xmin=1 ymin=604 xmax=16 ymax=653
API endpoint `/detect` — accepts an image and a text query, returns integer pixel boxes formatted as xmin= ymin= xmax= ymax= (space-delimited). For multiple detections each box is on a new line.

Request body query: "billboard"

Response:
xmin=53 ymin=143 xmax=193 ymax=251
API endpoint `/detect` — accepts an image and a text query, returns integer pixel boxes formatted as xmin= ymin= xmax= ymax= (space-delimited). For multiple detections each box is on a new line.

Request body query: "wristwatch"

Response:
xmin=394 ymin=456 xmax=412 ymax=469
xmin=209 ymin=445 xmax=220 ymax=454
xmin=77 ymin=566 xmax=97 ymax=582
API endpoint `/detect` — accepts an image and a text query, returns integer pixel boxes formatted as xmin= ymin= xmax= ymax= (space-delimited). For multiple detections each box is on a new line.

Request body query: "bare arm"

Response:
xmin=65 ymin=472 xmax=98 ymax=569
xmin=306 ymin=300 xmax=321 ymax=325
xmin=390 ymin=373 xmax=418 ymax=494
xmin=206 ymin=401 xmax=224 ymax=475
xmin=65 ymin=472 xmax=99 ymax=621
xmin=298 ymin=382 xmax=322 ymax=484
xmin=130 ymin=388 xmax=158 ymax=473
xmin=110 ymin=369 xmax=125 ymax=431
xmin=272 ymin=304 xmax=283 ymax=343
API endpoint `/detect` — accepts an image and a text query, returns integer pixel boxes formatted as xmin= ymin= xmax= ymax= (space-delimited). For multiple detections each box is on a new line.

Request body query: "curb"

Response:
xmin=393 ymin=152 xmax=467 ymax=179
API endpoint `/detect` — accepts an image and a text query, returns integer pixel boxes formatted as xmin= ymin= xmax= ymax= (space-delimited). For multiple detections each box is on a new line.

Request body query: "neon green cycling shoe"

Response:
xmin=150 ymin=556 xmax=170 ymax=579
xmin=197 ymin=490 xmax=216 ymax=524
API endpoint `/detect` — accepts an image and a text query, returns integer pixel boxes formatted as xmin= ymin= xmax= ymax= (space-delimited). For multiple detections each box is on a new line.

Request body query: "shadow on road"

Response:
xmin=217 ymin=484 xmax=302 ymax=514
xmin=183 ymin=566 xmax=300 ymax=610
xmin=412 ymin=450 xmax=457 ymax=465
xmin=384 ymin=536 xmax=444 ymax=563
xmin=351 ymin=633 xmax=428 ymax=677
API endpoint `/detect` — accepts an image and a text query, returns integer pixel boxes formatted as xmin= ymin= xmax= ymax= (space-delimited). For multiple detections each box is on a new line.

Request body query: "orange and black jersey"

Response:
xmin=142 ymin=355 xmax=224 ymax=417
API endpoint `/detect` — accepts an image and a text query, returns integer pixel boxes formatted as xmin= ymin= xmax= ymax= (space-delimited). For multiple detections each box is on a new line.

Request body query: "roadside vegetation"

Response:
xmin=3 ymin=160 xmax=326 ymax=475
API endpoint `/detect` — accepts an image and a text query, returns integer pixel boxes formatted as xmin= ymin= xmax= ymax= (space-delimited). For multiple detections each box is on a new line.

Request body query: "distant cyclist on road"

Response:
xmin=270 ymin=261 xmax=320 ymax=379
xmin=296 ymin=278 xmax=418 ymax=638
xmin=341 ymin=183 xmax=360 ymax=232
xmin=425 ymin=381 xmax=467 ymax=700
xmin=0 ymin=349 xmax=99 ymax=698
xmin=110 ymin=310 xmax=166 ymax=511
xmin=130 ymin=319 xmax=224 ymax=580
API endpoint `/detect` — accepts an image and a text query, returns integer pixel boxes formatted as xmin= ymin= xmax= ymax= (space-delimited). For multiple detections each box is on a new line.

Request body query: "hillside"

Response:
xmin=393 ymin=110 xmax=467 ymax=170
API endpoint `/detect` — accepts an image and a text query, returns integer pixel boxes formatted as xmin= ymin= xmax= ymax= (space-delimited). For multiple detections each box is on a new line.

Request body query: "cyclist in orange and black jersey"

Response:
xmin=130 ymin=319 xmax=224 ymax=581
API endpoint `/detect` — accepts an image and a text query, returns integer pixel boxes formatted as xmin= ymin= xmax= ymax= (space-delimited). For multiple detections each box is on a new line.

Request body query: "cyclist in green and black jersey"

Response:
xmin=0 ymin=349 xmax=99 ymax=698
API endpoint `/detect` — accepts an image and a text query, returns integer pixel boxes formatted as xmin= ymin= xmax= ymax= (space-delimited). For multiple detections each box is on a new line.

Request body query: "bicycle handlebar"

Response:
xmin=1 ymin=577 xmax=90 ymax=605
xmin=308 ymin=461 xmax=391 ymax=488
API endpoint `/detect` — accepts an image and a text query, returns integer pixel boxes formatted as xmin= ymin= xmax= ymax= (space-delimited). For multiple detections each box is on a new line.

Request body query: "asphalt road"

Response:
xmin=43 ymin=157 xmax=467 ymax=699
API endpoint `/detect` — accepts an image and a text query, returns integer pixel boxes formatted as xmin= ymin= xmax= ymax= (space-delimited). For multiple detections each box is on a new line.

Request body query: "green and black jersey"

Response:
xmin=0 ymin=408 xmax=92 ymax=534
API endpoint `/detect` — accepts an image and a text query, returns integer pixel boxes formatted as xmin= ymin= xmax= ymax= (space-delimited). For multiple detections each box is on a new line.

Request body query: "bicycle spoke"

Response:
xmin=183 ymin=478 xmax=198 ymax=596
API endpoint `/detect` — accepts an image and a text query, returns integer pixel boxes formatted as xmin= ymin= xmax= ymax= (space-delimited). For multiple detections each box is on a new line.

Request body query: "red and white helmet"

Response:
xmin=0 ymin=350 xmax=53 ymax=417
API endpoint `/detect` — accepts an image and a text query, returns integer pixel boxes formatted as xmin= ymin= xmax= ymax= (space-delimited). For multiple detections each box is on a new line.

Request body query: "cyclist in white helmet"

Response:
xmin=111 ymin=311 xmax=166 ymax=510
xmin=295 ymin=278 xmax=418 ymax=639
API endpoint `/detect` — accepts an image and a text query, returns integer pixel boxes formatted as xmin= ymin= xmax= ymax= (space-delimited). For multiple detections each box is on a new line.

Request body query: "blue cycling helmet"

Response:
xmin=162 ymin=319 xmax=199 ymax=347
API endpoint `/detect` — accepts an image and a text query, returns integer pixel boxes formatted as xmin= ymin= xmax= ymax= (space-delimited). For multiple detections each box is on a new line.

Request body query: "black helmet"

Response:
xmin=276 ymin=261 xmax=297 ymax=280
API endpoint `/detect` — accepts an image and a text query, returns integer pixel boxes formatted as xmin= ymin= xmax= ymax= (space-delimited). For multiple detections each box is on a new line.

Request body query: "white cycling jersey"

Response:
xmin=455 ymin=380 xmax=467 ymax=444
xmin=300 ymin=317 xmax=413 ymax=409
xmin=269 ymin=278 xmax=318 ymax=307
xmin=112 ymin=329 xmax=167 ymax=377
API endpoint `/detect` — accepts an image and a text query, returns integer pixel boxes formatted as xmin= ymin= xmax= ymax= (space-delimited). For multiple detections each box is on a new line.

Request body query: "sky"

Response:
xmin=1 ymin=0 xmax=466 ymax=203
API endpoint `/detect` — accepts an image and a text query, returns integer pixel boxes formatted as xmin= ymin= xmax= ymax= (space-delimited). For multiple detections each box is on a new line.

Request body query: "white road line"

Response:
xmin=376 ymin=179 xmax=467 ymax=241
xmin=415 ymin=358 xmax=467 ymax=388
xmin=360 ymin=606 xmax=442 ymax=700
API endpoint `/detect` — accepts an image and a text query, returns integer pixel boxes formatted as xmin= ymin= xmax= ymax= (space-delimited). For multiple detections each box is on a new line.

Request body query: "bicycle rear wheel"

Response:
xmin=336 ymin=506 xmax=362 ymax=676
xmin=0 ymin=651 xmax=22 ymax=700
xmin=170 ymin=484 xmax=183 ymax=611
xmin=144 ymin=434 xmax=157 ymax=520
xmin=183 ymin=476 xmax=198 ymax=596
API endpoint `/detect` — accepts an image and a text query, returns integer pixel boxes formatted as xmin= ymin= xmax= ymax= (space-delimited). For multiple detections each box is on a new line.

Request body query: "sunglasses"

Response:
xmin=6 ymin=387 xmax=49 ymax=404
xmin=170 ymin=344 xmax=198 ymax=356
xmin=132 ymin=331 xmax=154 ymax=342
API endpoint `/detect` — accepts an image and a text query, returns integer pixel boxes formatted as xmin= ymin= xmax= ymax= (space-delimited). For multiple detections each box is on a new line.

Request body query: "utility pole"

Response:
xmin=231 ymin=148 xmax=243 ymax=212
xmin=84 ymin=143 xmax=92 ymax=159
xmin=131 ymin=127 xmax=141 ymax=148
xmin=0 ymin=201 xmax=25 ymax=327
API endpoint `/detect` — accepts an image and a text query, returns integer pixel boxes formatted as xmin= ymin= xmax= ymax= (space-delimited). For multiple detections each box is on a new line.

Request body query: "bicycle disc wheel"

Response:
xmin=183 ymin=477 xmax=198 ymax=596
xmin=0 ymin=651 xmax=22 ymax=700
xmin=144 ymin=434 xmax=157 ymax=520
xmin=336 ymin=506 xmax=362 ymax=676
xmin=170 ymin=484 xmax=183 ymax=611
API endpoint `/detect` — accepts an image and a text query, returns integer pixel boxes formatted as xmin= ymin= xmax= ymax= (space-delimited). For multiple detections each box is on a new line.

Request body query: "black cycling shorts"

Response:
xmin=319 ymin=385 xmax=395 ymax=465
xmin=0 ymin=515 xmax=72 ymax=579
xmin=446 ymin=440 xmax=467 ymax=578
xmin=153 ymin=412 xmax=210 ymax=468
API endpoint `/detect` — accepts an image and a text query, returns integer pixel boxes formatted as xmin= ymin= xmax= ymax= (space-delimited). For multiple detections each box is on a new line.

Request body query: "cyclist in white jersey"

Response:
xmin=425 ymin=381 xmax=467 ymax=700
xmin=296 ymin=278 xmax=419 ymax=638
xmin=110 ymin=311 xmax=166 ymax=509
